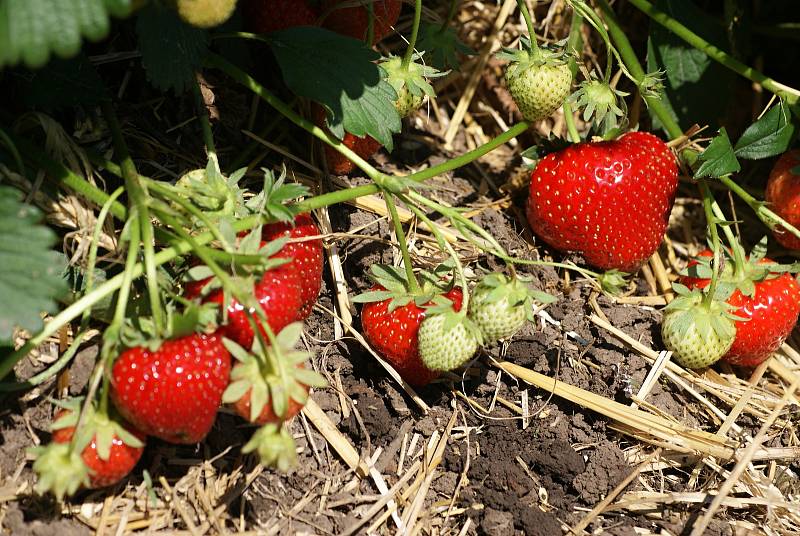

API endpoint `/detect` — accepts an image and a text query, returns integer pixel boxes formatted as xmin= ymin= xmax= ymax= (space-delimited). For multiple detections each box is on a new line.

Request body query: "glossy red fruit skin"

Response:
xmin=110 ymin=333 xmax=231 ymax=444
xmin=321 ymin=0 xmax=401 ymax=43
xmin=51 ymin=411 xmax=145 ymax=489
xmin=526 ymin=131 xmax=678 ymax=273
xmin=262 ymin=213 xmax=324 ymax=320
xmin=313 ymin=104 xmax=381 ymax=175
xmin=233 ymin=386 xmax=306 ymax=425
xmin=361 ymin=287 xmax=463 ymax=387
xmin=766 ymin=149 xmax=800 ymax=250
xmin=205 ymin=264 xmax=304 ymax=349
xmin=241 ymin=0 xmax=320 ymax=33
xmin=682 ymin=251 xmax=800 ymax=367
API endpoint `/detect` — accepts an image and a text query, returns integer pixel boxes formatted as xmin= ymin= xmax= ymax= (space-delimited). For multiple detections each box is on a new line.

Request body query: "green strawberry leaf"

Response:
xmin=416 ymin=22 xmax=475 ymax=70
xmin=734 ymin=100 xmax=796 ymax=160
xmin=0 ymin=0 xmax=133 ymax=70
xmin=266 ymin=27 xmax=401 ymax=151
xmin=0 ymin=187 xmax=68 ymax=344
xmin=695 ymin=127 xmax=741 ymax=179
xmin=136 ymin=3 xmax=209 ymax=93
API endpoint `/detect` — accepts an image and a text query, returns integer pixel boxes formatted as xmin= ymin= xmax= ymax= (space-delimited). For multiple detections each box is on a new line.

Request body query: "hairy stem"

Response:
xmin=516 ymin=0 xmax=538 ymax=51
xmin=193 ymin=75 xmax=217 ymax=161
xmin=402 ymin=0 xmax=423 ymax=69
xmin=699 ymin=180 xmax=722 ymax=307
xmin=383 ymin=192 xmax=421 ymax=292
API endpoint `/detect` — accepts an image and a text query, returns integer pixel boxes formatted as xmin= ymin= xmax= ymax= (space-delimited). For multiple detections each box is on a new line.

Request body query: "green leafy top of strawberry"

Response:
xmin=222 ymin=323 xmax=327 ymax=422
xmin=379 ymin=53 xmax=447 ymax=117
xmin=474 ymin=273 xmax=555 ymax=321
xmin=242 ymin=423 xmax=297 ymax=470
xmin=119 ymin=301 xmax=220 ymax=351
xmin=352 ymin=262 xmax=458 ymax=311
xmin=682 ymin=236 xmax=800 ymax=299
xmin=569 ymin=76 xmax=628 ymax=134
xmin=496 ymin=37 xmax=570 ymax=75
xmin=664 ymin=283 xmax=743 ymax=342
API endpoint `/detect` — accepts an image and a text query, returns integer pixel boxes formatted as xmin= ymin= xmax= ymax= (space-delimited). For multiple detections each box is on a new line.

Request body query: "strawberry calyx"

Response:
xmin=173 ymin=160 xmax=248 ymax=222
xmin=497 ymin=37 xmax=569 ymax=74
xmin=683 ymin=237 xmax=800 ymax=300
xmin=665 ymin=284 xmax=742 ymax=340
xmin=30 ymin=441 xmax=89 ymax=500
xmin=473 ymin=273 xmax=555 ymax=319
xmin=597 ymin=269 xmax=629 ymax=295
xmin=352 ymin=263 xmax=459 ymax=312
xmin=379 ymin=54 xmax=446 ymax=118
xmin=242 ymin=423 xmax=297 ymax=470
xmin=221 ymin=323 xmax=327 ymax=423
xmin=569 ymin=77 xmax=628 ymax=133
xmin=120 ymin=301 xmax=220 ymax=351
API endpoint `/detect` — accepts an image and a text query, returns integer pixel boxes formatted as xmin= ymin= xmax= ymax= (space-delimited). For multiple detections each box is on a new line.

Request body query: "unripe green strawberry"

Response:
xmin=660 ymin=286 xmax=738 ymax=369
xmin=498 ymin=39 xmax=571 ymax=122
xmin=418 ymin=312 xmax=480 ymax=372
xmin=469 ymin=273 xmax=554 ymax=342
xmin=380 ymin=54 xmax=444 ymax=118
xmin=176 ymin=0 xmax=237 ymax=28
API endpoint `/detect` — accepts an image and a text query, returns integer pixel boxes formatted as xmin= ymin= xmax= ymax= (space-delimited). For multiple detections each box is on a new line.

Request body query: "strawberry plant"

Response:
xmin=1 ymin=0 xmax=800 ymax=533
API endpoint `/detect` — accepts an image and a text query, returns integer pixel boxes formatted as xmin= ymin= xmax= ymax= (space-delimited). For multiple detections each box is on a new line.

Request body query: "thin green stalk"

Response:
xmin=383 ymin=192 xmax=420 ymax=293
xmin=709 ymin=198 xmax=745 ymax=279
xmin=81 ymin=187 xmax=125 ymax=328
xmin=699 ymin=180 xmax=722 ymax=307
xmin=594 ymin=0 xmax=683 ymax=139
xmin=404 ymin=200 xmax=470 ymax=311
xmin=563 ymin=102 xmax=580 ymax=143
xmin=718 ymin=175 xmax=800 ymax=242
xmin=366 ymin=2 xmax=375 ymax=46
xmin=401 ymin=0 xmax=423 ymax=69
xmin=516 ymin=0 xmax=538 ymax=51
xmin=628 ymin=0 xmax=800 ymax=104
xmin=205 ymin=52 xmax=386 ymax=183
xmin=193 ymin=75 xmax=217 ymax=160
xmin=102 ymin=101 xmax=164 ymax=335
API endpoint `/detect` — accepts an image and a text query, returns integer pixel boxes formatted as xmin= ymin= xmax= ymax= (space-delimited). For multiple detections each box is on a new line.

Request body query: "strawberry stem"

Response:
xmin=699 ymin=179 xmax=723 ymax=308
xmin=401 ymin=0 xmax=423 ymax=70
xmin=516 ymin=0 xmax=538 ymax=53
xmin=365 ymin=2 xmax=375 ymax=47
xmin=193 ymin=75 xmax=217 ymax=162
xmin=383 ymin=192 xmax=421 ymax=293
xmin=102 ymin=101 xmax=165 ymax=336
xmin=563 ymin=103 xmax=580 ymax=143
xmin=709 ymin=199 xmax=746 ymax=280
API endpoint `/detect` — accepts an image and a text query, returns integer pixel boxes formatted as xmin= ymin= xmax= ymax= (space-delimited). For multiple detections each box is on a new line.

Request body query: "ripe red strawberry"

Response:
xmin=321 ymin=0 xmax=401 ymax=43
xmin=241 ymin=0 xmax=320 ymax=33
xmin=681 ymin=249 xmax=800 ymax=367
xmin=526 ymin=131 xmax=678 ymax=272
xmin=205 ymin=263 xmax=304 ymax=349
xmin=51 ymin=409 xmax=145 ymax=489
xmin=766 ymin=149 xmax=800 ymax=250
xmin=110 ymin=332 xmax=231 ymax=444
xmin=313 ymin=105 xmax=381 ymax=175
xmin=262 ymin=213 xmax=324 ymax=320
xmin=233 ymin=387 xmax=306 ymax=424
xmin=361 ymin=284 xmax=463 ymax=387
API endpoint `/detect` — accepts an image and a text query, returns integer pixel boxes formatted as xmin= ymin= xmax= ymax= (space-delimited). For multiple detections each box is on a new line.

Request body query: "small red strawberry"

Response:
xmin=356 ymin=265 xmax=463 ymax=386
xmin=32 ymin=400 xmax=145 ymax=498
xmin=766 ymin=149 xmax=800 ymax=250
xmin=320 ymin=0 xmax=400 ymax=43
xmin=262 ymin=213 xmax=324 ymax=320
xmin=110 ymin=332 xmax=231 ymax=444
xmin=242 ymin=0 xmax=321 ymax=33
xmin=681 ymin=244 xmax=800 ymax=367
xmin=205 ymin=263 xmax=304 ymax=349
xmin=222 ymin=323 xmax=327 ymax=424
xmin=526 ymin=131 xmax=678 ymax=272
xmin=313 ymin=105 xmax=381 ymax=175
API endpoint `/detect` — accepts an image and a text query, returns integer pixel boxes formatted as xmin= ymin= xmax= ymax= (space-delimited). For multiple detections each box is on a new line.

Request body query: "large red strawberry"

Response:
xmin=320 ymin=0 xmax=401 ymax=43
xmin=356 ymin=265 xmax=464 ymax=386
xmin=241 ymin=0 xmax=320 ymax=33
xmin=50 ymin=409 xmax=145 ymax=489
xmin=32 ymin=401 xmax=146 ymax=498
xmin=262 ymin=213 xmax=324 ymax=320
xmin=110 ymin=332 xmax=231 ymax=444
xmin=766 ymin=149 xmax=800 ymax=250
xmin=526 ymin=131 xmax=678 ymax=272
xmin=313 ymin=105 xmax=381 ymax=175
xmin=681 ymin=248 xmax=800 ymax=367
